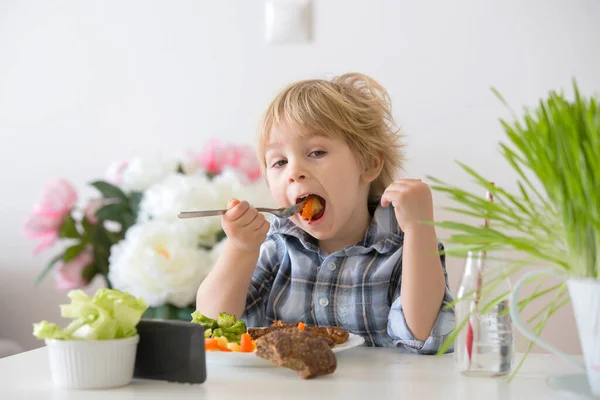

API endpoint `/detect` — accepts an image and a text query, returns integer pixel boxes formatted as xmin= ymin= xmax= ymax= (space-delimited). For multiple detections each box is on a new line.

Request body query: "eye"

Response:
xmin=309 ymin=150 xmax=326 ymax=157
xmin=271 ymin=159 xmax=287 ymax=168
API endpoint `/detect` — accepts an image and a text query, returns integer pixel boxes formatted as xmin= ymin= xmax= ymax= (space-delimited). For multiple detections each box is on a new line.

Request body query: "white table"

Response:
xmin=0 ymin=346 xmax=587 ymax=399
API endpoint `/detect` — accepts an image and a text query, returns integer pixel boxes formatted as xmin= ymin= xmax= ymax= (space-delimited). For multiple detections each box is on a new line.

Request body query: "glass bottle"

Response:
xmin=454 ymin=250 xmax=514 ymax=376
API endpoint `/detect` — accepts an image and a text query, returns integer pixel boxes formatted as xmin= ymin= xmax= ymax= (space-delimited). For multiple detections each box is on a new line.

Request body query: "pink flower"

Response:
xmin=197 ymin=138 xmax=228 ymax=175
xmin=54 ymin=247 xmax=94 ymax=290
xmin=196 ymin=139 xmax=262 ymax=182
xmin=23 ymin=178 xmax=78 ymax=254
xmin=230 ymin=144 xmax=262 ymax=182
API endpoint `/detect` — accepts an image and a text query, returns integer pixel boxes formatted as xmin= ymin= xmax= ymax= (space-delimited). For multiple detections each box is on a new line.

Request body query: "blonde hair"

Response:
xmin=257 ymin=72 xmax=404 ymax=197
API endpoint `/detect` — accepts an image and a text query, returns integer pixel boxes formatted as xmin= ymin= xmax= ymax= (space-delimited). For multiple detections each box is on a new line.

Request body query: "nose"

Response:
xmin=287 ymin=160 xmax=306 ymax=184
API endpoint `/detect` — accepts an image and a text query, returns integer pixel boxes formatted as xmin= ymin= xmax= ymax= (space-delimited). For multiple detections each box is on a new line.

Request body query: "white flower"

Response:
xmin=104 ymin=159 xmax=129 ymax=186
xmin=210 ymin=168 xmax=249 ymax=206
xmin=121 ymin=155 xmax=179 ymax=192
xmin=176 ymin=151 xmax=202 ymax=175
xmin=137 ymin=173 xmax=223 ymax=241
xmin=108 ymin=220 xmax=211 ymax=308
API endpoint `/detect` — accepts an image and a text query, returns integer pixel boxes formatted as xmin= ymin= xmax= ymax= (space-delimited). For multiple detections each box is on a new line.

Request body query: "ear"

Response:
xmin=361 ymin=156 xmax=383 ymax=183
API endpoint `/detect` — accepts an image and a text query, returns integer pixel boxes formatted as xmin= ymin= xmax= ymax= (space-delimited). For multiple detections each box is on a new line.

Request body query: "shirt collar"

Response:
xmin=268 ymin=197 xmax=404 ymax=256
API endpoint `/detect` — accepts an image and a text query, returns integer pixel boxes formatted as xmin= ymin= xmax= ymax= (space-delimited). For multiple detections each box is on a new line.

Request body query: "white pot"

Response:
xmin=45 ymin=335 xmax=139 ymax=389
xmin=510 ymin=271 xmax=600 ymax=396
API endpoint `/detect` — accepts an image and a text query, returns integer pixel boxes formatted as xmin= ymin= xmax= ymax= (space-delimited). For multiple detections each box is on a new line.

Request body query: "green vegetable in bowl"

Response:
xmin=33 ymin=288 xmax=148 ymax=341
xmin=191 ymin=311 xmax=247 ymax=344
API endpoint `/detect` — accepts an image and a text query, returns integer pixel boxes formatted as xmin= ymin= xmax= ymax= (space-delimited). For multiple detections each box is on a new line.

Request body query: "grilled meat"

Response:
xmin=248 ymin=326 xmax=334 ymax=347
xmin=247 ymin=320 xmax=348 ymax=347
xmin=305 ymin=326 xmax=349 ymax=345
xmin=254 ymin=328 xmax=337 ymax=379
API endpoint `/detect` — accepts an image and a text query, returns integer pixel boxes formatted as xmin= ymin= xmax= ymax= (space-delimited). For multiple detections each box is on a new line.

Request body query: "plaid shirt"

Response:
xmin=241 ymin=201 xmax=455 ymax=354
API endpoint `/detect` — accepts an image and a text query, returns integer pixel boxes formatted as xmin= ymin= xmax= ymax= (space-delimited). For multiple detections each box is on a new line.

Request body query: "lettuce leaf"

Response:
xmin=33 ymin=288 xmax=148 ymax=340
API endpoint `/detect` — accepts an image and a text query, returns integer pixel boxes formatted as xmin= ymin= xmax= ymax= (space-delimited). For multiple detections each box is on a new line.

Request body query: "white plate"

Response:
xmin=205 ymin=332 xmax=365 ymax=368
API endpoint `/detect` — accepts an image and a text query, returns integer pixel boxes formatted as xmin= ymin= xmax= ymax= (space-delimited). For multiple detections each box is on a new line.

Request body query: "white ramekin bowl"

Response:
xmin=45 ymin=335 xmax=139 ymax=389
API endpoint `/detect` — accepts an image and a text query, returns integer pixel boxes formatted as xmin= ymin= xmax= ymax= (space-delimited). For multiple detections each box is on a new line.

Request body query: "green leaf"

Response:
xmin=63 ymin=243 xmax=86 ymax=262
xmin=95 ymin=203 xmax=127 ymax=222
xmin=431 ymin=80 xmax=600 ymax=377
xmin=129 ymin=191 xmax=143 ymax=221
xmin=94 ymin=255 xmax=109 ymax=276
xmin=81 ymin=262 xmax=98 ymax=283
xmin=59 ymin=214 xmax=80 ymax=239
xmin=176 ymin=163 xmax=185 ymax=174
xmin=90 ymin=181 xmax=128 ymax=203
xmin=35 ymin=252 xmax=65 ymax=285
xmin=105 ymin=229 xmax=125 ymax=243
xmin=92 ymin=226 xmax=113 ymax=276
xmin=121 ymin=213 xmax=136 ymax=232
xmin=81 ymin=216 xmax=94 ymax=243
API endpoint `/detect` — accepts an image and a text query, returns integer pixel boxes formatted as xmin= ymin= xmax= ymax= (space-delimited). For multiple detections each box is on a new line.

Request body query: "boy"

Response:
xmin=196 ymin=73 xmax=455 ymax=353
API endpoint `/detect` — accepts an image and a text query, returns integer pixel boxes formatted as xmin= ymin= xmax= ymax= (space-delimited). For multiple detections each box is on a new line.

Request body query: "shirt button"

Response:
xmin=319 ymin=298 xmax=329 ymax=307
xmin=327 ymin=262 xmax=336 ymax=271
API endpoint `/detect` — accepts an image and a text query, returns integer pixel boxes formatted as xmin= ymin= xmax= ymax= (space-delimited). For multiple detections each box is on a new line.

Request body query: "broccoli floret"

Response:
xmin=192 ymin=311 xmax=248 ymax=343
xmin=216 ymin=320 xmax=248 ymax=343
xmin=212 ymin=328 xmax=243 ymax=344
xmin=190 ymin=310 xmax=218 ymax=330
xmin=222 ymin=319 xmax=247 ymax=335
xmin=217 ymin=312 xmax=236 ymax=329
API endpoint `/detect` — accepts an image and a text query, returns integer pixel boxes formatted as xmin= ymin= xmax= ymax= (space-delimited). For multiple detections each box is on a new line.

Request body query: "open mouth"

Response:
xmin=296 ymin=194 xmax=326 ymax=224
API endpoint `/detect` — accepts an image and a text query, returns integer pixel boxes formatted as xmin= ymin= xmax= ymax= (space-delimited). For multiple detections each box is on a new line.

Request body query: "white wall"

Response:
xmin=1 ymin=0 xmax=599 ymax=353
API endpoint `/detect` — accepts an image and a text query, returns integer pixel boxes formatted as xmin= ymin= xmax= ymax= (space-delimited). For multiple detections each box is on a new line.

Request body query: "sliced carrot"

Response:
xmin=240 ymin=333 xmax=254 ymax=352
xmin=297 ymin=321 xmax=306 ymax=331
xmin=301 ymin=196 xmax=323 ymax=223
xmin=205 ymin=338 xmax=219 ymax=351
xmin=301 ymin=198 xmax=314 ymax=221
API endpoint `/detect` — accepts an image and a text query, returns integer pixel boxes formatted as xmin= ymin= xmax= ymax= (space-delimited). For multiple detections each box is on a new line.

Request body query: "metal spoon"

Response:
xmin=177 ymin=202 xmax=303 ymax=219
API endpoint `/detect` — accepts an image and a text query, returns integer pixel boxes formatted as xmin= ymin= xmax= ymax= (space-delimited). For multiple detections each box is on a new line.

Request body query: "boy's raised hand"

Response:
xmin=381 ymin=179 xmax=434 ymax=233
xmin=222 ymin=199 xmax=270 ymax=252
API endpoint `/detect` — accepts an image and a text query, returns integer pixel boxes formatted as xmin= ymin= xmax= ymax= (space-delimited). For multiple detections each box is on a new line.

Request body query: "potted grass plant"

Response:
xmin=429 ymin=80 xmax=599 ymax=394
